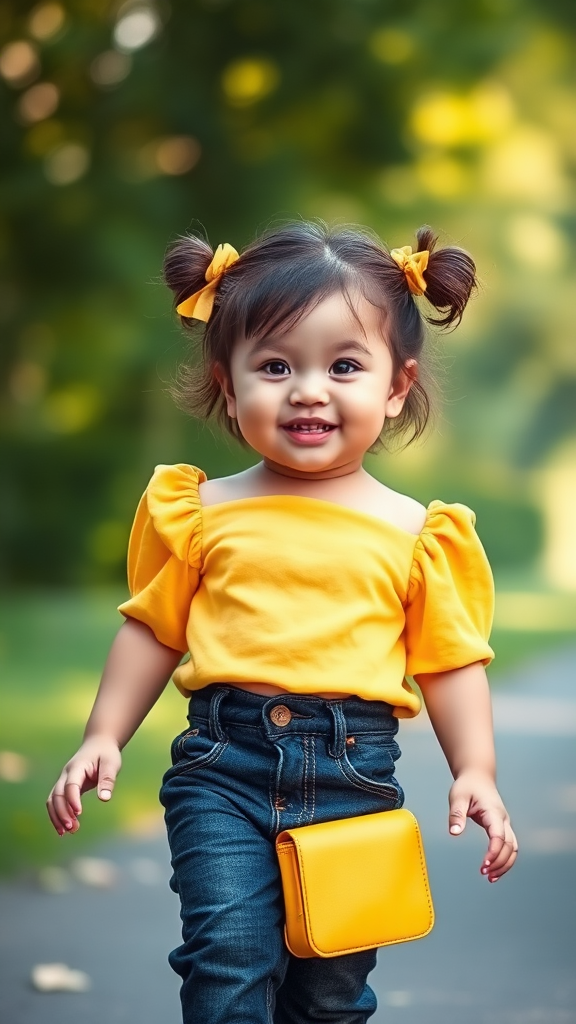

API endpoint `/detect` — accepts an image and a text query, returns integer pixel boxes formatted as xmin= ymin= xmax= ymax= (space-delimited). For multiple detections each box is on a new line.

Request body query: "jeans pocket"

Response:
xmin=336 ymin=733 xmax=404 ymax=804
xmin=163 ymin=720 xmax=229 ymax=780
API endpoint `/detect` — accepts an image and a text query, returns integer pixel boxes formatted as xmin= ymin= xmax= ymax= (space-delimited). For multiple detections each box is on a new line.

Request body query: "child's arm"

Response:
xmin=415 ymin=661 xmax=518 ymax=882
xmin=46 ymin=618 xmax=182 ymax=836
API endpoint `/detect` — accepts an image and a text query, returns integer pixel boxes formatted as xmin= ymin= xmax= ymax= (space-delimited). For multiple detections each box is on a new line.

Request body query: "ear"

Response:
xmin=385 ymin=359 xmax=417 ymax=419
xmin=213 ymin=363 xmax=237 ymax=419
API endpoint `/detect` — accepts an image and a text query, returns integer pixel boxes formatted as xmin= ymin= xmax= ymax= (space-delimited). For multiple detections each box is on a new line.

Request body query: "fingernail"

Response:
xmin=450 ymin=825 xmax=462 ymax=834
xmin=99 ymin=790 xmax=111 ymax=801
xmin=484 ymin=859 xmax=490 ymax=866
xmin=489 ymin=876 xmax=499 ymax=883
xmin=64 ymin=822 xmax=73 ymax=830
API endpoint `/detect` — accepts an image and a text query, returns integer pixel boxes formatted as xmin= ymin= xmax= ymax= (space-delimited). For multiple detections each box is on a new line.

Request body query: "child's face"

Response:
xmin=217 ymin=290 xmax=414 ymax=479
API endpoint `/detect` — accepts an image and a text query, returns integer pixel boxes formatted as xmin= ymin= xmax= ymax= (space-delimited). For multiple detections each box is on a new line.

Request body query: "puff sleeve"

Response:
xmin=404 ymin=501 xmax=495 ymax=677
xmin=117 ymin=463 xmax=206 ymax=652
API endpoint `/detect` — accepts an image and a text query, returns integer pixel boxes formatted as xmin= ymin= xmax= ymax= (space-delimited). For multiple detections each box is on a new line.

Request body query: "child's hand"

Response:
xmin=448 ymin=770 xmax=518 ymax=882
xmin=46 ymin=735 xmax=122 ymax=836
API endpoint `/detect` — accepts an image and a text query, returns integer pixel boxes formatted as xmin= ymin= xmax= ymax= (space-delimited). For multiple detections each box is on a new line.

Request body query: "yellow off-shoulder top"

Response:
xmin=118 ymin=464 xmax=494 ymax=717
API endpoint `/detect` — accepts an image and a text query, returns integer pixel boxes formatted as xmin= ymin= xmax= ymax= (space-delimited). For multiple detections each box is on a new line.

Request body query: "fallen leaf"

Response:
xmin=71 ymin=857 xmax=119 ymax=888
xmin=31 ymin=963 xmax=91 ymax=992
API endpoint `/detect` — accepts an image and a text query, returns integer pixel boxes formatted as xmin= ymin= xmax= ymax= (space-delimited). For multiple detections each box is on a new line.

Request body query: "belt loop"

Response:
xmin=328 ymin=701 xmax=346 ymax=758
xmin=208 ymin=687 xmax=228 ymax=742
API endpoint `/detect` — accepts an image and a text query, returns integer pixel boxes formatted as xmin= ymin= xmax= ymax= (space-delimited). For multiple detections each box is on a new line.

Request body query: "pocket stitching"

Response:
xmin=335 ymin=755 xmax=401 ymax=800
xmin=173 ymin=728 xmax=199 ymax=761
xmin=166 ymin=739 xmax=229 ymax=779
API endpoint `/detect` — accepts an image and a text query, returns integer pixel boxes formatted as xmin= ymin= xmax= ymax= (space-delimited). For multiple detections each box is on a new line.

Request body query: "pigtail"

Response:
xmin=417 ymin=226 xmax=477 ymax=330
xmin=163 ymin=234 xmax=214 ymax=316
xmin=164 ymin=233 xmax=223 ymax=433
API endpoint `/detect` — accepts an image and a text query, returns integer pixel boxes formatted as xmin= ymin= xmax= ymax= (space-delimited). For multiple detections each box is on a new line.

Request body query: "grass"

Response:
xmin=0 ymin=588 xmax=574 ymax=876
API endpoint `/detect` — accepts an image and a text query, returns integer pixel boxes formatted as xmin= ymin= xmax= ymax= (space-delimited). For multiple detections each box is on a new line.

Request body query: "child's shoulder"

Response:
xmin=198 ymin=467 xmax=429 ymax=536
xmin=364 ymin=477 xmax=428 ymax=536
xmin=198 ymin=469 xmax=255 ymax=508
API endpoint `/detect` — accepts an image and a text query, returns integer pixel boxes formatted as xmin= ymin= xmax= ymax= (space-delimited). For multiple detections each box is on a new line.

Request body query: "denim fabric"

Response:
xmin=160 ymin=685 xmax=404 ymax=1024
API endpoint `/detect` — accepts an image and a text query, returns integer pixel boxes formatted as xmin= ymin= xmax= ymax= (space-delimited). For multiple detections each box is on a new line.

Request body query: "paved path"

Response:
xmin=1 ymin=645 xmax=575 ymax=1024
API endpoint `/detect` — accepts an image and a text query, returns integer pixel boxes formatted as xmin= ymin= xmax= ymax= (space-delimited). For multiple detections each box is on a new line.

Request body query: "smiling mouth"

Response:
xmin=282 ymin=421 xmax=337 ymax=434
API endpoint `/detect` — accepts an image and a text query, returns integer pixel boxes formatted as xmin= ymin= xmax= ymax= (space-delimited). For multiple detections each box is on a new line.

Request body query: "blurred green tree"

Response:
xmin=1 ymin=0 xmax=574 ymax=585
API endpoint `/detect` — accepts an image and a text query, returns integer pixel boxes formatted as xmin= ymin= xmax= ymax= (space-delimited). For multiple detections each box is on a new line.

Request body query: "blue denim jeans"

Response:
xmin=160 ymin=685 xmax=404 ymax=1024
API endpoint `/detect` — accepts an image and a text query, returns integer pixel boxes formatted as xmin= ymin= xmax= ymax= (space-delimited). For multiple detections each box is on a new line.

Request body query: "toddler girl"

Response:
xmin=48 ymin=221 xmax=517 ymax=1024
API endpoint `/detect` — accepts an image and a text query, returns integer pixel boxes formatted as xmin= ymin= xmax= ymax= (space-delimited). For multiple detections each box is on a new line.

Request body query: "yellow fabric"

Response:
xmin=175 ymin=242 xmax=240 ymax=320
xmin=276 ymin=809 xmax=434 ymax=957
xmin=118 ymin=464 xmax=495 ymax=716
xmin=390 ymin=245 xmax=429 ymax=296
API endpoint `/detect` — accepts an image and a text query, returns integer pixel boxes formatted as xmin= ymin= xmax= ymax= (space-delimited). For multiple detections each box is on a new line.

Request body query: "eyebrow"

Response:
xmin=248 ymin=337 xmax=373 ymax=358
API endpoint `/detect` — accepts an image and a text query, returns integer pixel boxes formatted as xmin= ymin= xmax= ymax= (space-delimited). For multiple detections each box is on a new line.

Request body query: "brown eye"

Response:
xmin=264 ymin=361 xmax=290 ymax=375
xmin=331 ymin=359 xmax=360 ymax=375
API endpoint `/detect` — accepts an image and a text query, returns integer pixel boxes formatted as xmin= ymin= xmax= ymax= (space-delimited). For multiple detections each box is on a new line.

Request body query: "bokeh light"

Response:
xmin=0 ymin=41 xmax=40 ymax=88
xmin=506 ymin=214 xmax=568 ymax=271
xmin=24 ymin=118 xmax=65 ymax=156
xmin=17 ymin=82 xmax=60 ymax=124
xmin=131 ymin=135 xmax=202 ymax=178
xmin=222 ymin=58 xmax=280 ymax=106
xmin=44 ymin=143 xmax=91 ymax=185
xmin=415 ymin=154 xmax=470 ymax=199
xmin=481 ymin=127 xmax=566 ymax=203
xmin=42 ymin=384 xmax=101 ymax=432
xmin=0 ymin=751 xmax=29 ymax=783
xmin=27 ymin=3 xmax=66 ymax=41
xmin=154 ymin=136 xmax=202 ymax=175
xmin=410 ymin=83 xmax=515 ymax=147
xmin=9 ymin=362 xmax=48 ymax=405
xmin=113 ymin=6 xmax=161 ymax=53
xmin=369 ymin=28 xmax=415 ymax=64
xmin=90 ymin=51 xmax=132 ymax=87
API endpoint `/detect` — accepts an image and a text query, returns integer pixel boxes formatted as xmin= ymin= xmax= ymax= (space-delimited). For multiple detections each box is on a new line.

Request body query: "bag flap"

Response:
xmin=277 ymin=809 xmax=434 ymax=955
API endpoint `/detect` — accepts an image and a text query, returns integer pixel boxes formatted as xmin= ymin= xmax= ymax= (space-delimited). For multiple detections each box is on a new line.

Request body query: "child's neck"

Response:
xmin=244 ymin=461 xmax=385 ymax=505
xmin=258 ymin=458 xmax=365 ymax=486
xmin=199 ymin=460 xmax=427 ymax=534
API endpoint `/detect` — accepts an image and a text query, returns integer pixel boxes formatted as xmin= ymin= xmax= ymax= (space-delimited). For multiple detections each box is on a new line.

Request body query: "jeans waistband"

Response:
xmin=188 ymin=684 xmax=398 ymax=758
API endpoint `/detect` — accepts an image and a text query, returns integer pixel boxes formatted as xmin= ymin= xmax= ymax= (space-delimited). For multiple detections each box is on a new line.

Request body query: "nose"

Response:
xmin=288 ymin=372 xmax=330 ymax=406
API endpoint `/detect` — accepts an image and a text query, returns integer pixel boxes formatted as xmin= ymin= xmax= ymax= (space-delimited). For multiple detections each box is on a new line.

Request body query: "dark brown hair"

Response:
xmin=164 ymin=221 xmax=477 ymax=448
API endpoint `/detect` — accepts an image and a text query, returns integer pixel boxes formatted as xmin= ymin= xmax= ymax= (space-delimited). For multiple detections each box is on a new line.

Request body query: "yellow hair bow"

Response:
xmin=390 ymin=246 xmax=429 ymax=296
xmin=176 ymin=242 xmax=240 ymax=320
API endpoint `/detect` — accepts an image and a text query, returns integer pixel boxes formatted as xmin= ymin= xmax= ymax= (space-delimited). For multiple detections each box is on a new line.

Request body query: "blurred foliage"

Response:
xmin=0 ymin=590 xmax=180 ymax=873
xmin=1 ymin=0 xmax=575 ymax=586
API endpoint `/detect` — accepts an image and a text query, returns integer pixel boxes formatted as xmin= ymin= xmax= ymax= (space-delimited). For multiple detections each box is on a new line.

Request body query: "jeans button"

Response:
xmin=270 ymin=705 xmax=292 ymax=727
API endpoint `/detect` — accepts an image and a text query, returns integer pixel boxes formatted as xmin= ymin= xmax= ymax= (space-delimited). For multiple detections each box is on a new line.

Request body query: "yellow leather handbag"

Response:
xmin=276 ymin=808 xmax=434 ymax=958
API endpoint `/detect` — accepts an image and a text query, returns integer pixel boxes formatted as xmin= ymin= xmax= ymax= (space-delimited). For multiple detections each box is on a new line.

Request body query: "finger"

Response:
xmin=481 ymin=819 xmax=516 ymax=875
xmin=476 ymin=807 xmax=509 ymax=858
xmin=488 ymin=826 xmax=518 ymax=880
xmin=483 ymin=838 xmax=514 ymax=876
xmin=64 ymin=782 xmax=83 ymax=816
xmin=63 ymin=763 xmax=97 ymax=817
xmin=97 ymin=757 xmax=119 ymax=801
xmin=482 ymin=830 xmax=507 ymax=868
xmin=52 ymin=790 xmax=80 ymax=832
xmin=448 ymin=798 xmax=469 ymax=835
xmin=65 ymin=759 xmax=100 ymax=810
xmin=46 ymin=792 xmax=66 ymax=835
xmin=488 ymin=846 xmax=518 ymax=881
